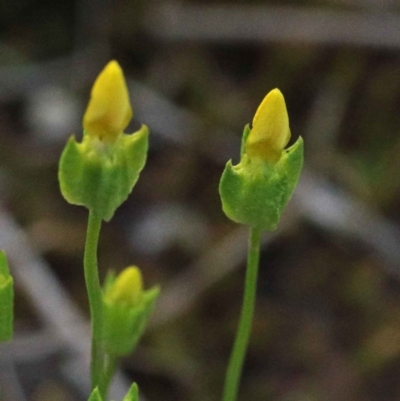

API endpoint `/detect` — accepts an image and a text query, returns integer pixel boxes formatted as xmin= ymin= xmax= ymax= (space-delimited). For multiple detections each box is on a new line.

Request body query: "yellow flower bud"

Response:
xmin=102 ymin=266 xmax=159 ymax=356
xmin=245 ymin=88 xmax=291 ymax=163
xmin=83 ymin=60 xmax=133 ymax=142
xmin=106 ymin=266 xmax=143 ymax=307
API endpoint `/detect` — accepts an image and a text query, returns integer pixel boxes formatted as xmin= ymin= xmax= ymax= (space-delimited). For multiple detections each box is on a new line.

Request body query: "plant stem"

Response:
xmin=222 ymin=226 xmax=262 ymax=401
xmin=84 ymin=211 xmax=104 ymax=396
xmin=102 ymin=354 xmax=117 ymax=398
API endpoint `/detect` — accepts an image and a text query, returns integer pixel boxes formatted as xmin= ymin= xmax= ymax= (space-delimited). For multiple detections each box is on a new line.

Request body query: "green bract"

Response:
xmin=58 ymin=125 xmax=148 ymax=221
xmin=220 ymin=125 xmax=303 ymax=231
xmin=0 ymin=251 xmax=13 ymax=342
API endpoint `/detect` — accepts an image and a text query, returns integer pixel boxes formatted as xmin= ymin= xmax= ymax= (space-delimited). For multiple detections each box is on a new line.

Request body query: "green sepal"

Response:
xmin=0 ymin=251 xmax=13 ymax=342
xmin=123 ymin=383 xmax=139 ymax=401
xmin=59 ymin=125 xmax=148 ymax=222
xmin=240 ymin=124 xmax=251 ymax=159
xmin=103 ymin=277 xmax=159 ymax=356
xmin=88 ymin=388 xmax=102 ymax=401
xmin=219 ymin=137 xmax=303 ymax=231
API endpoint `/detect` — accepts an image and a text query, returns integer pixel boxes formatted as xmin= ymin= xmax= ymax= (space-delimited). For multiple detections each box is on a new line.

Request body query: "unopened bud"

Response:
xmin=246 ymin=89 xmax=290 ymax=162
xmin=83 ymin=60 xmax=132 ymax=142
xmin=106 ymin=267 xmax=143 ymax=307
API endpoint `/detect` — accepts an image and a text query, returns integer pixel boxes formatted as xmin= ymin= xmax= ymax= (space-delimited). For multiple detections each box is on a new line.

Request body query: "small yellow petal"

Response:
xmin=246 ymin=89 xmax=290 ymax=162
xmin=83 ymin=60 xmax=133 ymax=142
xmin=107 ymin=266 xmax=143 ymax=307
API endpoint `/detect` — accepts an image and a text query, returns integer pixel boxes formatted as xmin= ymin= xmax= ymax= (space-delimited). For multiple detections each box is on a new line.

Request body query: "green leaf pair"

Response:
xmin=89 ymin=383 xmax=139 ymax=401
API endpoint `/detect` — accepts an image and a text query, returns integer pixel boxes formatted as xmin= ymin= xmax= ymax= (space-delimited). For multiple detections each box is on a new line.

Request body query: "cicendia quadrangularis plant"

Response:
xmin=219 ymin=89 xmax=304 ymax=401
xmin=58 ymin=61 xmax=158 ymax=400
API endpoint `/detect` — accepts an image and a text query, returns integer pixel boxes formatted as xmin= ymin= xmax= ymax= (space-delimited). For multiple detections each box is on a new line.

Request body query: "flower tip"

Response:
xmin=252 ymin=88 xmax=285 ymax=126
xmin=100 ymin=61 xmax=126 ymax=89
xmin=104 ymin=59 xmax=122 ymax=72
xmin=83 ymin=60 xmax=133 ymax=142
xmin=108 ymin=266 xmax=143 ymax=306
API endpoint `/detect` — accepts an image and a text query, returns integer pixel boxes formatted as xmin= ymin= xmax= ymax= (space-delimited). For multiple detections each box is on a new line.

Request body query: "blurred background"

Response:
xmin=2 ymin=0 xmax=400 ymax=400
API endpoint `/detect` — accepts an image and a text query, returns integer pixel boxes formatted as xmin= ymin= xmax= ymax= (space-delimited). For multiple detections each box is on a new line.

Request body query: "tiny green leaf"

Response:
xmin=88 ymin=387 xmax=103 ymax=401
xmin=122 ymin=383 xmax=139 ymax=401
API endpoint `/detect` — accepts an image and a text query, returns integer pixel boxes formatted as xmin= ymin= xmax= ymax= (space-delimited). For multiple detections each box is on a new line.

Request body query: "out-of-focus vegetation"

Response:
xmin=3 ymin=1 xmax=400 ymax=400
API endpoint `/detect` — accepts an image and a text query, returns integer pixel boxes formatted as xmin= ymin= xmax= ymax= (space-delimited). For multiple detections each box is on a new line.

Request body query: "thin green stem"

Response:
xmin=222 ymin=226 xmax=262 ymax=401
xmin=84 ymin=211 xmax=104 ymax=396
xmin=102 ymin=354 xmax=117 ymax=398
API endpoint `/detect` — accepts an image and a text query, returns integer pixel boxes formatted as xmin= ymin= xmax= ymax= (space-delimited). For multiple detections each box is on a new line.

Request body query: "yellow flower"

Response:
xmin=106 ymin=266 xmax=143 ymax=307
xmin=245 ymin=89 xmax=290 ymax=163
xmin=83 ymin=60 xmax=133 ymax=142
